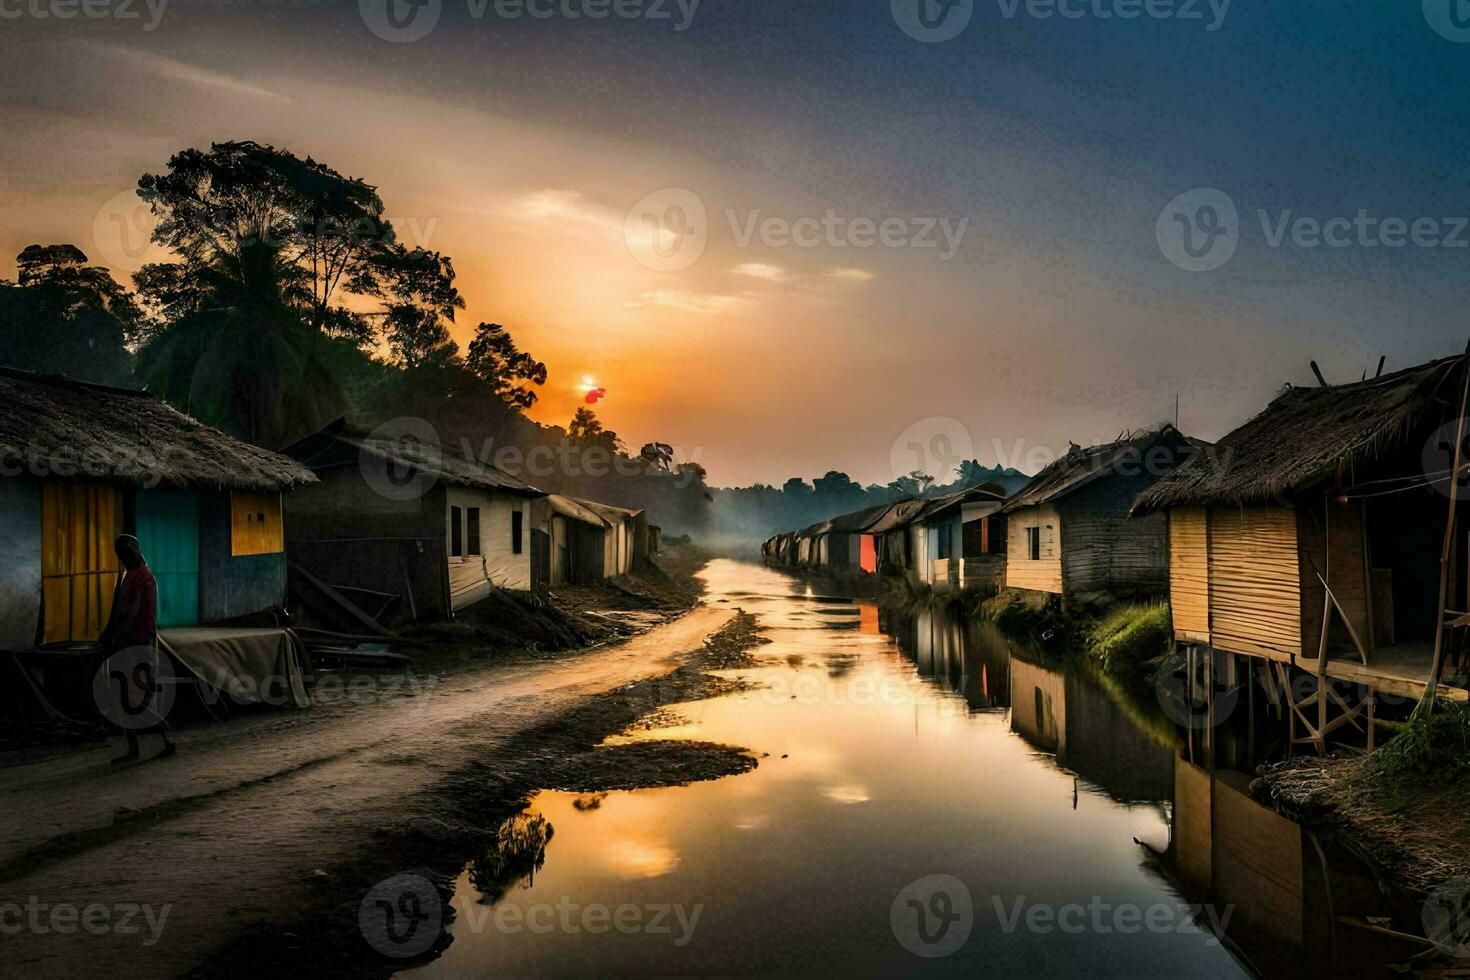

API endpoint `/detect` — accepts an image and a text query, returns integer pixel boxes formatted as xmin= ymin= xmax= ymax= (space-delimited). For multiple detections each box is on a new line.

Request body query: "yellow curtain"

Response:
xmin=41 ymin=481 xmax=123 ymax=644
xmin=231 ymin=491 xmax=284 ymax=556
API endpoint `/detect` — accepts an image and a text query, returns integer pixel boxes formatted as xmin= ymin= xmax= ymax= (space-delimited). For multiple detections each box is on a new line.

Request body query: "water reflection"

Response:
xmin=413 ymin=562 xmax=1438 ymax=978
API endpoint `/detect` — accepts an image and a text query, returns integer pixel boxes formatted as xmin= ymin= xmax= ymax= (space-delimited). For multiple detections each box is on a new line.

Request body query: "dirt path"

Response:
xmin=0 ymin=606 xmax=734 ymax=979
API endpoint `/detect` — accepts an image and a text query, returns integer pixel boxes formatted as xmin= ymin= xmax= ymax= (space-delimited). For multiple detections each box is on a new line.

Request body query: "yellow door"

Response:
xmin=41 ymin=481 xmax=123 ymax=644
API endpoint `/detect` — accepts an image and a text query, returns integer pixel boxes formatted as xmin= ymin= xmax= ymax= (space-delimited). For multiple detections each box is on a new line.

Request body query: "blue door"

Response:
xmin=135 ymin=489 xmax=200 ymax=628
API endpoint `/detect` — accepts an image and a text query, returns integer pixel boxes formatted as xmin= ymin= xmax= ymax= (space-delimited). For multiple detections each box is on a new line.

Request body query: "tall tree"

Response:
xmin=376 ymin=246 xmax=463 ymax=370
xmin=465 ymin=322 xmax=547 ymax=409
xmin=568 ymin=405 xmax=604 ymax=441
xmin=0 ymin=244 xmax=137 ymax=385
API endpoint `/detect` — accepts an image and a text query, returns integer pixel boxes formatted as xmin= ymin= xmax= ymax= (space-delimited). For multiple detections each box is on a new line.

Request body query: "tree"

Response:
xmin=0 ymin=244 xmax=137 ymax=385
xmin=377 ymin=246 xmax=463 ymax=370
xmin=781 ymin=477 xmax=813 ymax=498
xmin=465 ymin=322 xmax=547 ymax=409
xmin=136 ymin=140 xmax=394 ymax=343
xmin=568 ymin=405 xmax=604 ymax=441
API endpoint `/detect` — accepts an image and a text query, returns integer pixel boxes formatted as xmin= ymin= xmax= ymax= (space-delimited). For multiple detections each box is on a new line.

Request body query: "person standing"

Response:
xmin=99 ymin=533 xmax=175 ymax=761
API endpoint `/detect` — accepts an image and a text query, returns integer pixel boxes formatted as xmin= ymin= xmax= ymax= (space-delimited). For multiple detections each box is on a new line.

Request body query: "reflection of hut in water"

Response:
xmin=1009 ymin=653 xmax=1173 ymax=802
xmin=1162 ymin=757 xmax=1329 ymax=976
xmin=1009 ymin=655 xmax=1066 ymax=752
xmin=1162 ymin=756 xmax=1432 ymax=978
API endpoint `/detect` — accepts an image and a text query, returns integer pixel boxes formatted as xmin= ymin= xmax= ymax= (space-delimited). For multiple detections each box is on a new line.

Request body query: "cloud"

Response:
xmin=73 ymin=40 xmax=290 ymax=102
xmin=630 ymin=290 xmax=743 ymax=315
xmin=732 ymin=262 xmax=788 ymax=282
xmin=827 ymin=266 xmax=875 ymax=282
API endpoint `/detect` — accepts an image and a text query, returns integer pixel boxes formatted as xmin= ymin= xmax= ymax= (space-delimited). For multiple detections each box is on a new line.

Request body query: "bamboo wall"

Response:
xmin=1169 ymin=507 xmax=1210 ymax=642
xmin=1207 ymin=506 xmax=1303 ymax=660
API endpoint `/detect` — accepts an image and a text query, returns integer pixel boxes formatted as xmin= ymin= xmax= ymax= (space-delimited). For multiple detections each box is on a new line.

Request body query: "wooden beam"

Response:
xmin=1374 ymin=355 xmax=1386 ymax=379
xmin=1416 ymin=338 xmax=1470 ymax=722
xmin=1311 ymin=360 xmax=1330 ymax=388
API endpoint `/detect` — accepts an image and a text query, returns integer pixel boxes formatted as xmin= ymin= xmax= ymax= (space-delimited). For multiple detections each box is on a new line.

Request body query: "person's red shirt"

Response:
xmin=100 ymin=564 xmax=158 ymax=653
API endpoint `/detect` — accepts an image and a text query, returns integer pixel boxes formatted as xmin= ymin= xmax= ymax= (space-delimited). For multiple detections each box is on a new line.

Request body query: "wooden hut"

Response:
xmin=863 ymin=499 xmax=927 ymax=575
xmin=1001 ymin=425 xmax=1199 ymax=604
xmin=906 ymin=485 xmax=1008 ymax=589
xmin=576 ymin=498 xmax=649 ymax=577
xmin=536 ymin=495 xmax=612 ymax=586
xmin=0 ymin=368 xmax=317 ymax=710
xmin=283 ymin=422 xmax=545 ymax=621
xmin=1133 ymin=355 xmax=1470 ymax=720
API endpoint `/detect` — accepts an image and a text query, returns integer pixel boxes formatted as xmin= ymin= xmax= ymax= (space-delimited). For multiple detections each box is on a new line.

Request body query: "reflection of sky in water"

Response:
xmin=416 ymin=561 xmax=1247 ymax=978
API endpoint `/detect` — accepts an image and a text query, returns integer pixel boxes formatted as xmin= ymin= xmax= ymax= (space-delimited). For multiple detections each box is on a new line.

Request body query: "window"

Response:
xmin=512 ymin=510 xmax=524 ymax=555
xmin=42 ymin=481 xmax=123 ymax=643
xmin=1027 ymin=526 xmax=1041 ymax=561
xmin=230 ymin=491 xmax=283 ymax=556
xmin=937 ymin=522 xmax=952 ymax=559
xmin=450 ymin=506 xmax=463 ymax=557
xmin=466 ymin=508 xmax=481 ymax=556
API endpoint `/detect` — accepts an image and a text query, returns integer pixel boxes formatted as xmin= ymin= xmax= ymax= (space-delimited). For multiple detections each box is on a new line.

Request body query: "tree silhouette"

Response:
xmin=465 ymin=322 xmax=547 ymax=409
xmin=0 ymin=244 xmax=137 ymax=385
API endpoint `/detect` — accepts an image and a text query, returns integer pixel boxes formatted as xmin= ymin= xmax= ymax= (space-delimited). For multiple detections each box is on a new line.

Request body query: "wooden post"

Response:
xmin=1415 ymin=340 xmax=1470 ymax=723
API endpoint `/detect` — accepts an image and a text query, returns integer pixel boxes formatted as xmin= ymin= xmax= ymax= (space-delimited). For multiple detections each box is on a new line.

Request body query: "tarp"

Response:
xmin=159 ymin=627 xmax=311 ymax=709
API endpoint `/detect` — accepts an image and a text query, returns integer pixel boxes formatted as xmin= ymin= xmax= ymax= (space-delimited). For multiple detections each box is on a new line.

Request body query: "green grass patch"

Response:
xmin=1088 ymin=601 xmax=1172 ymax=674
xmin=1364 ymin=701 xmax=1470 ymax=785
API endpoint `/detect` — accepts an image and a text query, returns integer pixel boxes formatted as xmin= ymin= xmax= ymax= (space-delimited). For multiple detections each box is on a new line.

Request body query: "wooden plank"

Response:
xmin=1170 ymin=507 xmax=1210 ymax=640
xmin=1208 ymin=507 xmax=1302 ymax=660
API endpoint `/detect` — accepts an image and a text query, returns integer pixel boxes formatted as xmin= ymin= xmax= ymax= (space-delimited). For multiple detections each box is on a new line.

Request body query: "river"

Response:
xmin=409 ymin=559 xmax=1408 ymax=977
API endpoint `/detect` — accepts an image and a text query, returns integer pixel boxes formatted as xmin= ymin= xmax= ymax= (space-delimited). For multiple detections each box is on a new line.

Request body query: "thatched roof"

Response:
xmin=0 ymin=367 xmax=317 ymax=491
xmin=1002 ymin=425 xmax=1192 ymax=514
xmin=1134 ymin=355 xmax=1466 ymax=513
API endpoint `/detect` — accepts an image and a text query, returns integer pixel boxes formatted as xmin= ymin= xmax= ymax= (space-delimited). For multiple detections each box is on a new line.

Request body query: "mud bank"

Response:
xmin=194 ymin=612 xmax=767 ymax=979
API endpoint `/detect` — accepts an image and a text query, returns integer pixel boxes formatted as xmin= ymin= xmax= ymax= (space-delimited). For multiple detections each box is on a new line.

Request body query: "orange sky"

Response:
xmin=2 ymin=31 xmax=1428 ymax=487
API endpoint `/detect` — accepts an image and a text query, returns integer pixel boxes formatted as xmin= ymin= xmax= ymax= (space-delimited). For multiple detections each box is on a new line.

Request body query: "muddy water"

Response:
xmin=413 ymin=560 xmax=1253 ymax=977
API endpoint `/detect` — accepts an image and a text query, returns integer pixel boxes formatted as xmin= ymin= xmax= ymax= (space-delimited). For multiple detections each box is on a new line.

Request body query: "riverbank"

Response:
xmin=0 ymin=596 xmax=763 ymax=979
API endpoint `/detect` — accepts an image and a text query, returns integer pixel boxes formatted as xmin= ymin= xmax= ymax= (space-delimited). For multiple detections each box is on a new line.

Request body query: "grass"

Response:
xmin=1363 ymin=700 xmax=1470 ymax=786
xmin=1088 ymin=601 xmax=1173 ymax=674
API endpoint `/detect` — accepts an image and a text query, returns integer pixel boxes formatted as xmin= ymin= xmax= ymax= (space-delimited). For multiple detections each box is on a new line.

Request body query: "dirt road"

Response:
xmin=0 ymin=606 xmax=735 ymax=979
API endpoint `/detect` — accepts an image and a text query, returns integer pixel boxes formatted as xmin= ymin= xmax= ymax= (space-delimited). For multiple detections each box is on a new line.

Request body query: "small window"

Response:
xmin=450 ymin=506 xmax=463 ymax=557
xmin=512 ymin=510 xmax=524 ymax=555
xmin=466 ymin=508 xmax=481 ymax=556
xmin=1027 ymin=526 xmax=1041 ymax=561
xmin=231 ymin=491 xmax=283 ymax=556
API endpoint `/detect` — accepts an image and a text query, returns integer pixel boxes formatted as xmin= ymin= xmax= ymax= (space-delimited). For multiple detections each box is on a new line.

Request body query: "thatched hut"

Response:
xmin=283 ymin=421 xmax=546 ymax=621
xmin=0 ymin=368 xmax=318 ymax=648
xmin=0 ymin=368 xmax=318 ymax=713
xmin=1001 ymin=424 xmax=1198 ymax=604
xmin=1134 ymin=354 xmax=1470 ymax=704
